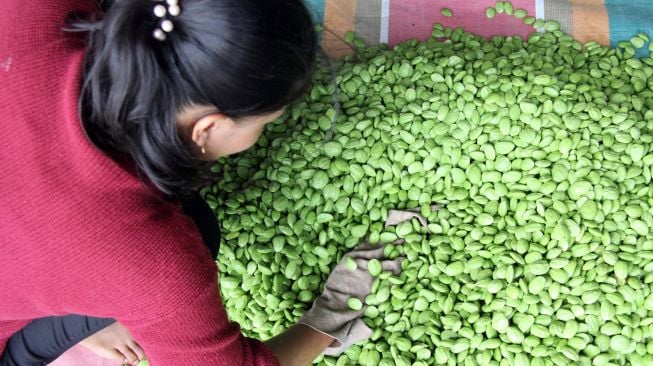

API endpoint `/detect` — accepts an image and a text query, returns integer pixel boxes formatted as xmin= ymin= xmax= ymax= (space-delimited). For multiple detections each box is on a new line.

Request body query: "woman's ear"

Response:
xmin=190 ymin=113 xmax=230 ymax=150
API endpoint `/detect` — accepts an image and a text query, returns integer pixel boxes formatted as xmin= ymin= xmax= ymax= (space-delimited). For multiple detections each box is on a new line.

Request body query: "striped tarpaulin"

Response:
xmin=312 ymin=0 xmax=653 ymax=56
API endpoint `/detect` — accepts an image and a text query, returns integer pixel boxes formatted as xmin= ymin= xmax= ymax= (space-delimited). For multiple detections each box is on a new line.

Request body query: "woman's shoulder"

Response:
xmin=2 ymin=0 xmax=98 ymax=44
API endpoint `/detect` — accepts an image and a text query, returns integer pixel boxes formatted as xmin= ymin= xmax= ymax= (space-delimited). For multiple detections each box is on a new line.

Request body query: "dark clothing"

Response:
xmin=181 ymin=193 xmax=222 ymax=260
xmin=0 ymin=317 xmax=116 ymax=366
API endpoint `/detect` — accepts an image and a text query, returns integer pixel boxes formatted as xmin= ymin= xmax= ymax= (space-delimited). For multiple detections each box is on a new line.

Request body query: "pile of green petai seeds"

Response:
xmin=206 ymin=4 xmax=653 ymax=366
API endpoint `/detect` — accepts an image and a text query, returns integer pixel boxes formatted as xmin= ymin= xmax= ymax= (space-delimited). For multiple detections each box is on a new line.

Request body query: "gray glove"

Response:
xmin=299 ymin=207 xmax=437 ymax=356
xmin=385 ymin=204 xmax=440 ymax=231
xmin=298 ymin=243 xmax=403 ymax=355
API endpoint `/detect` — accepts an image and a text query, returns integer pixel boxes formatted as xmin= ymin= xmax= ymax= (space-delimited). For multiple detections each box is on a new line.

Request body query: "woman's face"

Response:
xmin=181 ymin=106 xmax=285 ymax=160
xmin=206 ymin=109 xmax=284 ymax=159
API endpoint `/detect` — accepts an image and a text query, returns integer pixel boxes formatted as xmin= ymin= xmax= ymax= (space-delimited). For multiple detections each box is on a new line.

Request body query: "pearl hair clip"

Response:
xmin=153 ymin=0 xmax=181 ymax=41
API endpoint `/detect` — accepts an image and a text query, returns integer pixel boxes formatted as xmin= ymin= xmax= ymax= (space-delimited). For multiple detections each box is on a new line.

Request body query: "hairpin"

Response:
xmin=153 ymin=0 xmax=181 ymax=41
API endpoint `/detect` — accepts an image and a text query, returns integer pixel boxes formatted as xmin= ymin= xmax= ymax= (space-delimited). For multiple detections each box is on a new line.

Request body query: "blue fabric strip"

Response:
xmin=605 ymin=0 xmax=653 ymax=57
xmin=305 ymin=0 xmax=326 ymax=45
xmin=305 ymin=0 xmax=326 ymax=25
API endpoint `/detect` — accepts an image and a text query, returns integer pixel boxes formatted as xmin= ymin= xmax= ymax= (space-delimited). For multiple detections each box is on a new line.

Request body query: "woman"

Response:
xmin=0 ymin=0 xmax=402 ymax=365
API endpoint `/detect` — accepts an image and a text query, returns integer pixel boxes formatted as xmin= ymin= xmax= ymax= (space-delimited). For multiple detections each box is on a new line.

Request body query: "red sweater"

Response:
xmin=0 ymin=1 xmax=279 ymax=365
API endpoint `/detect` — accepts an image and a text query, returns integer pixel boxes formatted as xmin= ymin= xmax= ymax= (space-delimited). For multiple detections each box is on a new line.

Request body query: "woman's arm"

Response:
xmin=123 ymin=279 xmax=317 ymax=366
xmin=125 ymin=288 xmax=275 ymax=366
xmin=0 ymin=315 xmax=118 ymax=365
xmin=265 ymin=324 xmax=333 ymax=366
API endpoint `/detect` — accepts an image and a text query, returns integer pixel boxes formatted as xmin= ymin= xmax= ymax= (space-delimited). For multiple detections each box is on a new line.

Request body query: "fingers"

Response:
xmin=351 ymin=240 xmax=376 ymax=251
xmin=129 ymin=341 xmax=146 ymax=362
xmin=117 ymin=346 xmax=140 ymax=365
xmin=385 ymin=210 xmax=428 ymax=228
xmin=349 ymin=318 xmax=373 ymax=341
xmin=382 ymin=257 xmax=405 ymax=275
xmin=391 ymin=238 xmax=406 ymax=245
xmin=349 ymin=242 xmax=404 ymax=264
xmin=105 ymin=348 xmax=127 ymax=363
xmin=349 ymin=243 xmax=385 ymax=259
xmin=323 ymin=319 xmax=372 ymax=357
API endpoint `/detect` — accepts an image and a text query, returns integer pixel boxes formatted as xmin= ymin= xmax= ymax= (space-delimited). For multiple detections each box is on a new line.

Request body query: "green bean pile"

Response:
xmin=206 ymin=7 xmax=653 ymax=366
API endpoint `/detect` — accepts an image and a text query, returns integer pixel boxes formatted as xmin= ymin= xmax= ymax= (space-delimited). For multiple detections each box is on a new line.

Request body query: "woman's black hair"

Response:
xmin=78 ymin=0 xmax=316 ymax=196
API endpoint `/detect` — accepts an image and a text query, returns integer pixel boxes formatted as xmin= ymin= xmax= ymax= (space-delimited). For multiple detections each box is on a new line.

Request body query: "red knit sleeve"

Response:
xmin=0 ymin=320 xmax=31 ymax=355
xmin=121 ymin=278 xmax=280 ymax=366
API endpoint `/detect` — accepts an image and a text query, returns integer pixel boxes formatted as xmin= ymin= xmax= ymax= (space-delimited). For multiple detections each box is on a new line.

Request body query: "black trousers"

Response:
xmin=0 ymin=193 xmax=220 ymax=366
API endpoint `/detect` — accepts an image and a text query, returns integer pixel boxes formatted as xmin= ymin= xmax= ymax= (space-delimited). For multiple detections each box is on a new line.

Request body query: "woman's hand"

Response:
xmin=80 ymin=321 xmax=146 ymax=365
xmin=297 ymin=243 xmax=403 ymax=356
xmin=295 ymin=207 xmax=435 ymax=357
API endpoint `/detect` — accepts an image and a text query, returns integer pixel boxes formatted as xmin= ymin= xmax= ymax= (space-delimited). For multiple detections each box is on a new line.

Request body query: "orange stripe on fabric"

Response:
xmin=571 ymin=0 xmax=610 ymax=46
xmin=322 ymin=0 xmax=357 ymax=57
